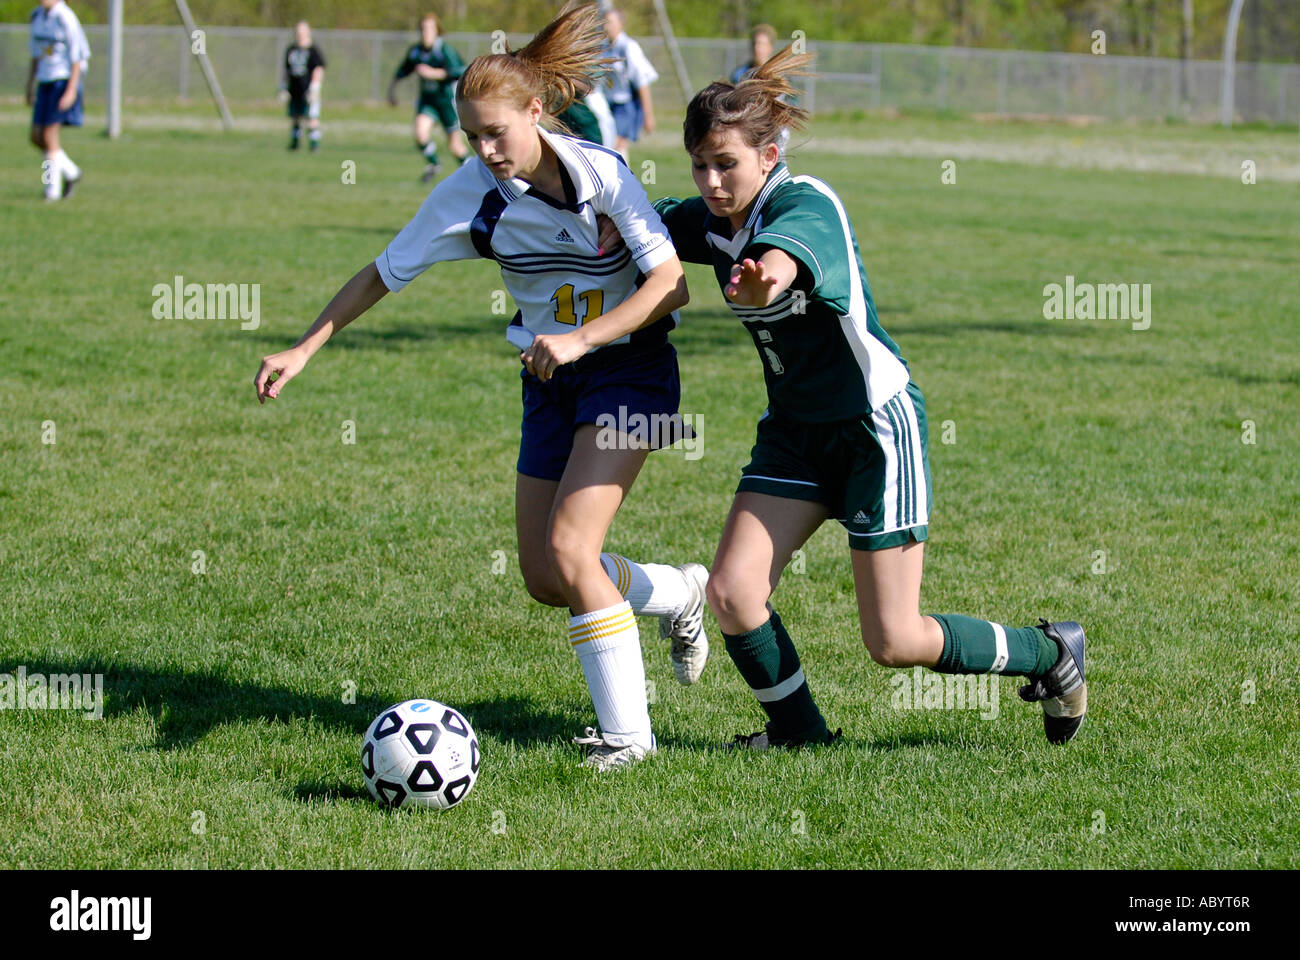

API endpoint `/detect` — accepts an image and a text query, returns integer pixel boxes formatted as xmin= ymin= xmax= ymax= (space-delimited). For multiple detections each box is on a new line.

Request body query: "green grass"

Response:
xmin=1 ymin=110 xmax=1297 ymax=869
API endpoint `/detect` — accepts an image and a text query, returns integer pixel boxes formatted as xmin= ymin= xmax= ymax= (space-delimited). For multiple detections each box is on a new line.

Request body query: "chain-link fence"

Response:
xmin=2 ymin=24 xmax=1297 ymax=126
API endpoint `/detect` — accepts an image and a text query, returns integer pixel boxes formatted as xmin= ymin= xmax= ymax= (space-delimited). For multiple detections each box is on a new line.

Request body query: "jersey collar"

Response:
xmin=743 ymin=161 xmax=792 ymax=231
xmin=494 ymin=125 xmax=601 ymax=207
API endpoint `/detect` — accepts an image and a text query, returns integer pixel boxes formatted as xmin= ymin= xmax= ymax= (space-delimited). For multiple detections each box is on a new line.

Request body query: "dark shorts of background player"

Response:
xmin=609 ymin=97 xmax=643 ymax=142
xmin=518 ymin=338 xmax=685 ymax=481
xmin=417 ymin=93 xmax=459 ymax=132
xmin=32 ymin=79 xmax=83 ymax=127
xmin=737 ymin=381 xmax=931 ymax=551
xmin=287 ymin=95 xmax=319 ymax=119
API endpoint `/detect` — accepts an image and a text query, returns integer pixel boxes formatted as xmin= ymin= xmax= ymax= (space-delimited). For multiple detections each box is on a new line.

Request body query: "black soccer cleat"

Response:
xmin=1019 ymin=619 xmax=1088 ymax=744
xmin=724 ymin=724 xmax=843 ymax=751
xmin=62 ymin=172 xmax=80 ymax=198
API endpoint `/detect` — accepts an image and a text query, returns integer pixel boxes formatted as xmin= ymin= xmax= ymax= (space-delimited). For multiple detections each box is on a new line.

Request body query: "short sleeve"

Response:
xmin=596 ymin=159 xmax=677 ymax=274
xmin=745 ymin=190 xmax=850 ymax=304
xmin=444 ymin=44 xmax=465 ymax=79
xmin=311 ymin=47 xmax=326 ymax=70
xmin=626 ymin=39 xmax=659 ymax=89
xmin=651 ymin=197 xmax=713 ymax=265
xmin=64 ymin=9 xmax=90 ymax=63
xmin=374 ymin=166 xmax=484 ymax=292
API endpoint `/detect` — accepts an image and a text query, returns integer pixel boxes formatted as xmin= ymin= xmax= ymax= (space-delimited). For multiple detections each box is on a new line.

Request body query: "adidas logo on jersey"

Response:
xmin=554 ymin=228 xmax=575 ymax=244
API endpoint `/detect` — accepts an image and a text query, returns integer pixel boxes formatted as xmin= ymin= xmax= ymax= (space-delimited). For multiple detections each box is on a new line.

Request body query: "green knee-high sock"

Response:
xmin=723 ymin=610 xmax=830 ymax=743
xmin=419 ymin=141 xmax=439 ymax=165
xmin=930 ymin=614 xmax=1057 ymax=678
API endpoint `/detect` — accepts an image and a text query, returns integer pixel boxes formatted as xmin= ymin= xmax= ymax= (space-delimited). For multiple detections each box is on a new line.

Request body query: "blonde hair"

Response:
xmin=456 ymin=2 xmax=613 ymax=128
xmin=684 ymin=44 xmax=812 ymax=153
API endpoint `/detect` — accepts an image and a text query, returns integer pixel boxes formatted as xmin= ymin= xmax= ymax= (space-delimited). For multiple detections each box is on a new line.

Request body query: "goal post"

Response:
xmin=104 ymin=0 xmax=235 ymax=138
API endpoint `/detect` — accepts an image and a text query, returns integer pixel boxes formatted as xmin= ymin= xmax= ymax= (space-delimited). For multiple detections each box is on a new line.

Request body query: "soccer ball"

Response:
xmin=361 ymin=699 xmax=481 ymax=810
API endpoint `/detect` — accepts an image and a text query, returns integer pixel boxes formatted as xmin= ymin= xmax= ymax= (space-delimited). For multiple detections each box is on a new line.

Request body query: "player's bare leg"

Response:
xmin=708 ymin=492 xmax=825 ymax=634
xmin=546 ymin=425 xmax=656 ymax=768
xmin=414 ymin=112 xmax=440 ymax=181
xmin=447 ymin=129 xmax=469 ymax=164
xmin=515 ymin=472 xmax=566 ymax=607
xmin=850 ymin=541 xmax=943 ymax=667
xmin=709 ymin=492 xmax=840 ymax=749
xmin=856 ymin=542 xmax=1087 ymax=743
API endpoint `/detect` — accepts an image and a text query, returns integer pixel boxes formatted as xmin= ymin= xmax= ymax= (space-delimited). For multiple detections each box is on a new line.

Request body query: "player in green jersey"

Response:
xmin=605 ymin=46 xmax=1089 ymax=747
xmin=388 ymin=12 xmax=470 ymax=182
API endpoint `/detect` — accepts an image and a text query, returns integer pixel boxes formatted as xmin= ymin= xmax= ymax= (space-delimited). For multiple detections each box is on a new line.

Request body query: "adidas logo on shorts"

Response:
xmin=554 ymin=228 xmax=575 ymax=244
xmin=853 ymin=511 xmax=870 ymax=524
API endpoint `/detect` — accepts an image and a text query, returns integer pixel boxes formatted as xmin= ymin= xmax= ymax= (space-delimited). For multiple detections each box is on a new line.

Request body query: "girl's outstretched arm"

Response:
xmin=253 ymin=261 xmax=390 ymax=403
xmin=724 ymin=250 xmax=799 ymax=307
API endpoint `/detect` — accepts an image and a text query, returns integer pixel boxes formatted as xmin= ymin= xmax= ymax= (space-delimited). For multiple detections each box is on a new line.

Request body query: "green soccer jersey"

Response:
xmin=654 ymin=163 xmax=911 ymax=421
xmin=394 ymin=39 xmax=465 ymax=102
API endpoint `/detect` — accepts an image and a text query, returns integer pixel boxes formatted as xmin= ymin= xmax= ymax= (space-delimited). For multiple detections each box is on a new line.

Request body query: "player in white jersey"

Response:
xmin=600 ymin=7 xmax=658 ymax=162
xmin=253 ymin=3 xmax=710 ymax=772
xmin=26 ymin=0 xmax=90 ymax=201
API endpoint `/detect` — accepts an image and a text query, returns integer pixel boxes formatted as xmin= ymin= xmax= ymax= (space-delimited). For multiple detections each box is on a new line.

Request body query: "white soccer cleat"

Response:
xmin=572 ymin=727 xmax=656 ymax=772
xmin=661 ymin=562 xmax=710 ymax=685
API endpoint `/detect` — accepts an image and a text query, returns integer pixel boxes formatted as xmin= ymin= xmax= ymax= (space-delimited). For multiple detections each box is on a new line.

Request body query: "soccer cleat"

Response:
xmin=421 ymin=162 xmax=441 ymax=183
xmin=661 ymin=562 xmax=710 ymax=685
xmin=572 ymin=727 xmax=656 ymax=771
xmin=62 ymin=173 xmax=80 ymax=198
xmin=723 ymin=724 xmax=842 ymax=751
xmin=1018 ymin=619 xmax=1088 ymax=744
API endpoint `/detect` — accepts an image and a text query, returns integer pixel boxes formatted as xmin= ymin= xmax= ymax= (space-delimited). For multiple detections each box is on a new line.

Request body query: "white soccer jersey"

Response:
xmin=602 ymin=32 xmax=658 ymax=104
xmin=375 ymin=125 xmax=678 ymax=349
xmin=29 ymin=2 xmax=90 ymax=83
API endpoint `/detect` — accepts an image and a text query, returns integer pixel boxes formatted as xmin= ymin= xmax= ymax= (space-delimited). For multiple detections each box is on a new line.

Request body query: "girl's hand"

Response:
xmin=57 ymin=88 xmax=76 ymax=112
xmin=725 ymin=257 xmax=781 ymax=306
xmin=595 ymin=213 xmax=624 ymax=256
xmin=253 ymin=346 xmax=311 ymax=404
xmin=522 ymin=332 xmax=590 ymax=382
xmin=415 ymin=64 xmax=446 ymax=81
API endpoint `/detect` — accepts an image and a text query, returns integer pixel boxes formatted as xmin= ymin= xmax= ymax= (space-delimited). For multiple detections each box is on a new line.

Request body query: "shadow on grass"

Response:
xmin=2 ymin=657 xmax=394 ymax=750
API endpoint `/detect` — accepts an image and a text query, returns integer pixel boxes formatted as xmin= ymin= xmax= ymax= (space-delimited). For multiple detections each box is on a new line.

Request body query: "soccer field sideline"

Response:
xmin=4 ymin=105 xmax=1299 ymax=180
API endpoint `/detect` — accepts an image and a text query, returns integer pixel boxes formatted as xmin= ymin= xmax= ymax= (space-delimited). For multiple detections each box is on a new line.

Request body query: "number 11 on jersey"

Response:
xmin=551 ymin=283 xmax=604 ymax=326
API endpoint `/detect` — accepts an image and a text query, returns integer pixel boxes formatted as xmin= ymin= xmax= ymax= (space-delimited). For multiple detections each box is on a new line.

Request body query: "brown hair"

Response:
xmin=684 ymin=44 xmax=812 ymax=154
xmin=751 ymin=23 xmax=777 ymax=43
xmin=456 ymin=2 xmax=613 ymax=128
xmin=419 ymin=12 xmax=442 ymax=32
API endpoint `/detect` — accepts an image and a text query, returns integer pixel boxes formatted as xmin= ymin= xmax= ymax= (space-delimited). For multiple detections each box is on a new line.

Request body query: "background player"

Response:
xmin=282 ymin=21 xmax=325 ymax=152
xmin=255 ymin=3 xmax=709 ymax=772
xmin=26 ymin=0 xmax=89 ymax=201
xmin=730 ymin=23 xmax=776 ymax=84
xmin=607 ymin=47 xmax=1089 ymax=749
xmin=600 ymin=7 xmax=657 ymax=162
xmin=388 ymin=12 xmax=469 ymax=182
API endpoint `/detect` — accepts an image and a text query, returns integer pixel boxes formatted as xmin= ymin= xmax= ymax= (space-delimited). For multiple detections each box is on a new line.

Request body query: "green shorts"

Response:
xmin=737 ymin=381 xmax=931 ymax=551
xmin=417 ymin=93 xmax=459 ymax=131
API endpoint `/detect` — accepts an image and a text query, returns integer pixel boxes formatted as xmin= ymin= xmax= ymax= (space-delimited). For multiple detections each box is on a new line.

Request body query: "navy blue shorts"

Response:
xmin=609 ymin=97 xmax=643 ymax=142
xmin=33 ymin=79 xmax=83 ymax=128
xmin=518 ymin=339 xmax=684 ymax=481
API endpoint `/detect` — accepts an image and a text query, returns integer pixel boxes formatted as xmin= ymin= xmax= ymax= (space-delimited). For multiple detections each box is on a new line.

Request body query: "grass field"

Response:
xmin=1 ymin=106 xmax=1297 ymax=869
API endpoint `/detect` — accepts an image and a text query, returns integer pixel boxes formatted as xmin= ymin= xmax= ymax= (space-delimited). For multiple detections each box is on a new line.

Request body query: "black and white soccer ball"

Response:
xmin=361 ymin=699 xmax=481 ymax=810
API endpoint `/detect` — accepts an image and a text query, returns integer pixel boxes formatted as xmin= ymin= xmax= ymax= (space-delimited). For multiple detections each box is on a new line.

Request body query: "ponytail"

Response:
xmin=457 ymin=2 xmax=612 ymax=126
xmin=684 ymin=44 xmax=813 ymax=153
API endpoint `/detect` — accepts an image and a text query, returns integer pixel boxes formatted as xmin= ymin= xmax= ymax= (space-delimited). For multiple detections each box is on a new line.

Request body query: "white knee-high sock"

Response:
xmin=42 ymin=151 xmax=62 ymax=198
xmin=600 ymin=553 xmax=690 ymax=618
xmin=569 ymin=600 xmax=652 ymax=749
xmin=53 ymin=149 xmax=79 ymax=180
